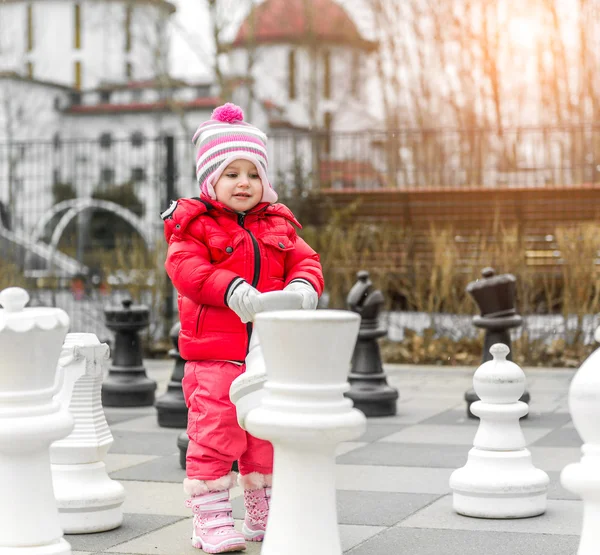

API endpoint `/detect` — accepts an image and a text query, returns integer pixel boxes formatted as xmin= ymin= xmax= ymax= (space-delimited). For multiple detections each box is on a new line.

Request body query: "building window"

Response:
xmin=125 ymin=4 xmax=132 ymax=52
xmin=74 ymin=61 xmax=82 ymax=90
xmin=100 ymin=167 xmax=115 ymax=185
xmin=125 ymin=62 xmax=133 ymax=79
xmin=99 ymin=132 xmax=112 ymax=149
xmin=131 ymin=89 xmax=142 ymax=102
xmin=26 ymin=62 xmax=34 ymax=78
xmin=74 ymin=4 xmax=81 ymax=49
xmin=130 ymin=131 xmax=145 ymax=147
xmin=100 ymin=90 xmax=111 ymax=103
xmin=131 ymin=167 xmax=145 ymax=182
xmin=26 ymin=4 xmax=34 ymax=51
xmin=53 ymin=133 xmax=62 ymax=150
xmin=324 ymin=111 xmax=333 ymax=155
xmin=323 ymin=50 xmax=331 ymax=99
xmin=351 ymin=51 xmax=360 ymax=97
xmin=196 ymin=85 xmax=211 ymax=97
xmin=288 ymin=49 xmax=296 ymax=100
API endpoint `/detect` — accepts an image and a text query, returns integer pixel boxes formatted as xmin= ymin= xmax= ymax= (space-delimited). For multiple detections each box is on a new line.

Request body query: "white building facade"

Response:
xmin=0 ymin=0 xmax=173 ymax=90
xmin=0 ymin=0 xmax=382 ymax=243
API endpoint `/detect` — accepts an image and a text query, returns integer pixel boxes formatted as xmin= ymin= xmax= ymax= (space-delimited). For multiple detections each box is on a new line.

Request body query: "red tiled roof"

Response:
xmin=232 ymin=0 xmax=375 ymax=50
xmin=65 ymin=97 xmax=221 ymax=115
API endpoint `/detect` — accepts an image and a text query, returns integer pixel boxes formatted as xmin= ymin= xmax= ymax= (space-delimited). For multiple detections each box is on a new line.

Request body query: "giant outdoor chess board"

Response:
xmin=66 ymin=360 xmax=582 ymax=555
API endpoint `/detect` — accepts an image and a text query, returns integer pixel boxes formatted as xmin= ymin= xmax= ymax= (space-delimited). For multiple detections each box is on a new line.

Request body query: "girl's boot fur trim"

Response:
xmin=237 ymin=472 xmax=272 ymax=491
xmin=184 ymin=471 xmax=237 ymax=496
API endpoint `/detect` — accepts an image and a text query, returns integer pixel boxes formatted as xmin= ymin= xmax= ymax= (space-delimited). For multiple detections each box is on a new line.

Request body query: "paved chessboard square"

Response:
xmin=337 ymin=442 xmax=470 ymax=469
xmin=103 ymin=517 xmax=384 ymax=553
xmin=522 ymin=411 xmax=573 ymax=428
xmin=345 ymin=527 xmax=580 ymax=555
xmin=104 ymin=407 xmax=156 ymax=426
xmin=399 ymin=495 xmax=582 ymax=536
xmin=420 ymin=408 xmax=573 ymax=429
xmin=105 ymin=454 xmax=160 ymax=474
xmin=65 ymin=513 xmax=184 ymax=551
xmin=356 ymin=423 xmax=407 ymax=442
xmin=230 ymin=490 xmax=441 ymax=526
xmin=110 ymin=414 xmax=182 ymax=434
xmin=110 ymin=454 xmax=186 ymax=482
xmin=119 ymin=481 xmax=189 ymax=517
xmin=419 ymin=409 xmax=479 ymax=427
xmin=335 ymin=491 xmax=442 ymax=526
xmin=532 ymin=425 xmax=582 ymax=447
xmin=336 ymin=442 xmax=368 ymax=457
xmin=336 ymin=465 xmax=453 ymax=495
xmin=109 ymin=430 xmax=180 ymax=456
xmin=369 ymin=399 xmax=463 ymax=425
xmin=380 ymin=424 xmax=553 ymax=446
xmin=528 ymin=446 xmax=581 ymax=472
xmin=546 ymin=471 xmax=581 ymax=501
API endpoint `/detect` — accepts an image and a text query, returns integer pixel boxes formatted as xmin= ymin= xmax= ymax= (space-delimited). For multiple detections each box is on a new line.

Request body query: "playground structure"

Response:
xmin=1 ymin=198 xmax=154 ymax=279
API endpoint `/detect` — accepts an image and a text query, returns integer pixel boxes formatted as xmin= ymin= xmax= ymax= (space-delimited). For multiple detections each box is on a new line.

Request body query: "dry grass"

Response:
xmin=0 ymin=261 xmax=29 ymax=291
xmin=299 ymin=218 xmax=600 ymax=366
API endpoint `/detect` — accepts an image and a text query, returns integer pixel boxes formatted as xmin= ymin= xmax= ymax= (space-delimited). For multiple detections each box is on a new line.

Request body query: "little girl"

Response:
xmin=163 ymin=103 xmax=324 ymax=553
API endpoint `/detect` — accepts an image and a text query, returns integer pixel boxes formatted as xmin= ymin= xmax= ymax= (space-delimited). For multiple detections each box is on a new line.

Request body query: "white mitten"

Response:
xmin=227 ymin=280 xmax=263 ymax=323
xmin=283 ymin=280 xmax=318 ymax=310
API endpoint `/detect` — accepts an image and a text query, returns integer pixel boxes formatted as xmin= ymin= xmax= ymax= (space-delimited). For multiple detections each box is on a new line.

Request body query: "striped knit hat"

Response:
xmin=192 ymin=103 xmax=278 ymax=204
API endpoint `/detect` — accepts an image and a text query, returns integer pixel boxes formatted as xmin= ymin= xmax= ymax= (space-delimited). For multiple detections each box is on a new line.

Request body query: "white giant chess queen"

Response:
xmin=0 ymin=287 xmax=73 ymax=554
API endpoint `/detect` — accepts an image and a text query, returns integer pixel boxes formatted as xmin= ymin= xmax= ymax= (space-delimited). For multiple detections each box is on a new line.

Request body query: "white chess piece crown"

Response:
xmin=229 ymin=290 xmax=303 ymax=429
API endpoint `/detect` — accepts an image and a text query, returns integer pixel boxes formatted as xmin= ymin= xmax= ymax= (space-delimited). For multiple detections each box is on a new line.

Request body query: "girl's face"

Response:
xmin=213 ymin=159 xmax=263 ymax=212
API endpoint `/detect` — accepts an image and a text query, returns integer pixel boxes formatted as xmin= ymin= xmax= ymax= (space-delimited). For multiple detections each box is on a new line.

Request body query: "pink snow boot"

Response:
xmin=185 ymin=490 xmax=246 ymax=553
xmin=239 ymin=473 xmax=272 ymax=542
xmin=242 ymin=487 xmax=271 ymax=541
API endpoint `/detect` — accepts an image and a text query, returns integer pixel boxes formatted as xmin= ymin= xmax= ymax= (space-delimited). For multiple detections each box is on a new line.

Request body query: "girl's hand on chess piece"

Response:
xmin=283 ymin=280 xmax=318 ymax=310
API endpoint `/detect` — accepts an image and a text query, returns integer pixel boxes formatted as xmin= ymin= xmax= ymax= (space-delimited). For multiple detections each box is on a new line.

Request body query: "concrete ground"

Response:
xmin=65 ymin=360 xmax=584 ymax=555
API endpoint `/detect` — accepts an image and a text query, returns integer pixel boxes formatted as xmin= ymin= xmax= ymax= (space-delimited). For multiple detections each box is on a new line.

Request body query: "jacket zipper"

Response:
xmin=238 ymin=212 xmax=261 ymax=351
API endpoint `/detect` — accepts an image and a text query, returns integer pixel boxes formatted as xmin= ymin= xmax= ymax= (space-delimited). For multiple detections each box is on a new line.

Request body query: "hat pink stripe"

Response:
xmin=197 ymin=134 xmax=267 ymax=161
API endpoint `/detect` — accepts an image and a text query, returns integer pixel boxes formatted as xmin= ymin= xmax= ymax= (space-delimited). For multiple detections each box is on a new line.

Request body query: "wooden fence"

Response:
xmin=320 ymin=184 xmax=600 ymax=273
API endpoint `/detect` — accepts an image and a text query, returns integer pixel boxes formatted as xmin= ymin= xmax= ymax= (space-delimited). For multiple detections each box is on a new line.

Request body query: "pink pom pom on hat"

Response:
xmin=192 ymin=102 xmax=278 ymax=204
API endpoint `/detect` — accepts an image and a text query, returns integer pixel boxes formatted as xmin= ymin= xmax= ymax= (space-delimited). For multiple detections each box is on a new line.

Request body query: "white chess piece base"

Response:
xmin=52 ymin=462 xmax=126 ymax=533
xmin=450 ymin=448 xmax=549 ymax=518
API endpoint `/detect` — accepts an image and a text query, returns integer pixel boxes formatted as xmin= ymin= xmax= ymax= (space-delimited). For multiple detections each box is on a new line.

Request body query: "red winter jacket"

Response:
xmin=163 ymin=197 xmax=324 ymax=362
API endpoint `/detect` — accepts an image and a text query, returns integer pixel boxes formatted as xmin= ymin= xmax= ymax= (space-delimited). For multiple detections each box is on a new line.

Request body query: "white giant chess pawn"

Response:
xmin=450 ymin=343 xmax=549 ymax=518
xmin=51 ymin=333 xmax=126 ymax=534
xmin=561 ymin=334 xmax=600 ymax=554
xmin=245 ymin=310 xmax=366 ymax=555
xmin=229 ymin=290 xmax=303 ymax=429
xmin=0 ymin=287 xmax=73 ymax=554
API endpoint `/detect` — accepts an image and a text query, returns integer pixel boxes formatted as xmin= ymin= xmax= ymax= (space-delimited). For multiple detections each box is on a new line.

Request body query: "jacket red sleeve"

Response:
xmin=284 ymin=236 xmax=325 ymax=295
xmin=165 ymin=234 xmax=240 ymax=307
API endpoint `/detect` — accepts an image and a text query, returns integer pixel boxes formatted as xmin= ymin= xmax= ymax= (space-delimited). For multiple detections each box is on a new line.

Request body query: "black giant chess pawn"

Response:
xmin=177 ymin=430 xmax=189 ymax=470
xmin=102 ymin=299 xmax=157 ymax=407
xmin=155 ymin=322 xmax=188 ymax=428
xmin=345 ymin=271 xmax=399 ymax=416
xmin=465 ymin=267 xmax=529 ymax=418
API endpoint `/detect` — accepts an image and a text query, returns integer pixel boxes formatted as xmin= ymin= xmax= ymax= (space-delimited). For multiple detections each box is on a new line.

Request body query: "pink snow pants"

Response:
xmin=182 ymin=360 xmax=274 ymax=481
